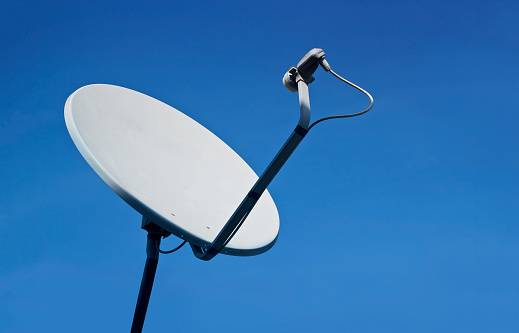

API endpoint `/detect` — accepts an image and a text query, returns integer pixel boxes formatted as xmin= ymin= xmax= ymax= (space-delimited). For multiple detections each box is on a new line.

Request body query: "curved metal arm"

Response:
xmin=297 ymin=77 xmax=311 ymax=129
xmin=190 ymin=79 xmax=312 ymax=260
xmin=190 ymin=47 xmax=374 ymax=260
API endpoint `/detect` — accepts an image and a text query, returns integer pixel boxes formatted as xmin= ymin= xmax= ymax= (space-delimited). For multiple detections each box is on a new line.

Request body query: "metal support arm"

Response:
xmin=190 ymin=74 xmax=312 ymax=261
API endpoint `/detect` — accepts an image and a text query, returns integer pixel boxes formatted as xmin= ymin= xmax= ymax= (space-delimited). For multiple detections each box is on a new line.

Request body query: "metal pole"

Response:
xmin=131 ymin=224 xmax=162 ymax=333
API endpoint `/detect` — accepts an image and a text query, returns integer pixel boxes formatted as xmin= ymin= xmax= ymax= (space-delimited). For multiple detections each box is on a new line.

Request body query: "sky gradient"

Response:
xmin=1 ymin=1 xmax=518 ymax=332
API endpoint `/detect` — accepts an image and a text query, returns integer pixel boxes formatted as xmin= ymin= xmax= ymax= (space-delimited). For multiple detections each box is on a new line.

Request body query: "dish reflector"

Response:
xmin=65 ymin=84 xmax=279 ymax=256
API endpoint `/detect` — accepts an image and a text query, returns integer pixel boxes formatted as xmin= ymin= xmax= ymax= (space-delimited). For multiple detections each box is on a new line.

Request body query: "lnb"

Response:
xmin=283 ymin=48 xmax=331 ymax=92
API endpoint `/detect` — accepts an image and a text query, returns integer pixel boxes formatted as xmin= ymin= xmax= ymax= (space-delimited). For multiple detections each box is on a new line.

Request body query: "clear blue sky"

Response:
xmin=1 ymin=1 xmax=518 ymax=332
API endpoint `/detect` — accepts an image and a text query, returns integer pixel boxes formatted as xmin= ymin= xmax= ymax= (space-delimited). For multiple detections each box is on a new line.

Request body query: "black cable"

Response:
xmin=158 ymin=240 xmax=187 ymax=254
xmin=307 ymin=68 xmax=374 ymax=131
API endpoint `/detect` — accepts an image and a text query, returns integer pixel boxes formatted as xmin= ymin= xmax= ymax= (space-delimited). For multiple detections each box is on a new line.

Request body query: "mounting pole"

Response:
xmin=131 ymin=219 xmax=169 ymax=333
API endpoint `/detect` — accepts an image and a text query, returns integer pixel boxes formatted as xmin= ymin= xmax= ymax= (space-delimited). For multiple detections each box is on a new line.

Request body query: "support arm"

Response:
xmin=190 ymin=77 xmax=312 ymax=261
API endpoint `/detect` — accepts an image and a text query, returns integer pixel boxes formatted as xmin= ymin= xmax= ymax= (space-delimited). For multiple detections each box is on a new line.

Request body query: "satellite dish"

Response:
xmin=65 ymin=84 xmax=279 ymax=256
xmin=64 ymin=49 xmax=373 ymax=333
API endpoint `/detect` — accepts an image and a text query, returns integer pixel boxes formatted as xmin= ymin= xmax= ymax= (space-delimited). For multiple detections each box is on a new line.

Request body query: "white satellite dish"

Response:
xmin=64 ymin=49 xmax=373 ymax=333
xmin=65 ymin=83 xmax=279 ymax=256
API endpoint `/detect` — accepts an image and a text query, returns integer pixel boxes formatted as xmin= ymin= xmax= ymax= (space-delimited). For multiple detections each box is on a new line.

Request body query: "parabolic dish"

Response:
xmin=65 ymin=84 xmax=279 ymax=256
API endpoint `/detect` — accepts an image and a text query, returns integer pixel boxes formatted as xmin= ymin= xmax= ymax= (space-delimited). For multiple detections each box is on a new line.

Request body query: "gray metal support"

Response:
xmin=191 ymin=77 xmax=312 ymax=261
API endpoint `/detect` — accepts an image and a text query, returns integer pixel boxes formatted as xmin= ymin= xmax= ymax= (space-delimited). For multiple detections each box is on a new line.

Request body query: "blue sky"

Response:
xmin=1 ymin=1 xmax=518 ymax=332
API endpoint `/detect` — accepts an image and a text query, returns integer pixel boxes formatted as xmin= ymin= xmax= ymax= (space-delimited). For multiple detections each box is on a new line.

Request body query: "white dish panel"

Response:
xmin=65 ymin=84 xmax=279 ymax=256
